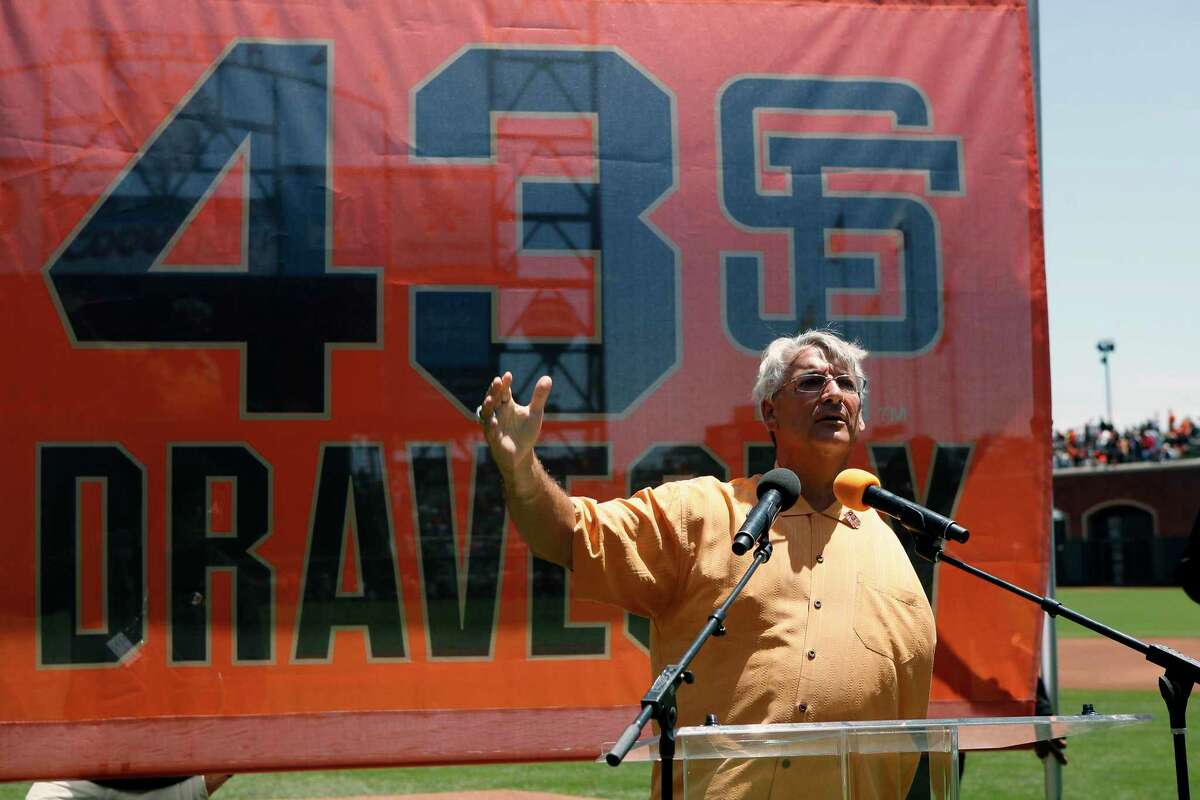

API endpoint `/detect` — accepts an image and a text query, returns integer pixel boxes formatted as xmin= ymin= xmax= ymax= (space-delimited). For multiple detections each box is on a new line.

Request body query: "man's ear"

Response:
xmin=761 ymin=398 xmax=778 ymax=432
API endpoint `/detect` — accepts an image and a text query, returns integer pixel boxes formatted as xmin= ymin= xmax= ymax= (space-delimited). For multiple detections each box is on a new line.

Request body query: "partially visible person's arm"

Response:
xmin=478 ymin=372 xmax=574 ymax=567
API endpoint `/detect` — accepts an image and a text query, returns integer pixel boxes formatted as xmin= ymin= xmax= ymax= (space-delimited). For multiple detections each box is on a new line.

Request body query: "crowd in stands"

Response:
xmin=1053 ymin=414 xmax=1200 ymax=468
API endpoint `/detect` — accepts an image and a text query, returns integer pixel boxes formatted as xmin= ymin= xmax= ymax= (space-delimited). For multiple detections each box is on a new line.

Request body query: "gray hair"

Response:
xmin=751 ymin=329 xmax=869 ymax=408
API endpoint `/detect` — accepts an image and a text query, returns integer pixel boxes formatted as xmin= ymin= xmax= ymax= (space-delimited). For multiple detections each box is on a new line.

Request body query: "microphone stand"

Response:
xmin=908 ymin=531 xmax=1199 ymax=799
xmin=604 ymin=535 xmax=776 ymax=800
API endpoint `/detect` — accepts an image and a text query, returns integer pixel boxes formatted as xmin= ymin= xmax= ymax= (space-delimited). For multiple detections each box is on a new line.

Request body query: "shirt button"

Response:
xmin=798 ymin=702 xmax=808 ymax=713
xmin=814 ymin=600 xmax=822 ymax=609
xmin=807 ymin=649 xmax=817 ymax=660
xmin=816 ymin=553 xmax=824 ymax=563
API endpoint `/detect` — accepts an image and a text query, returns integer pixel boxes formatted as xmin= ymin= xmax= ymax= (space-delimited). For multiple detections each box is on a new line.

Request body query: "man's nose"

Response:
xmin=819 ymin=375 xmax=844 ymax=400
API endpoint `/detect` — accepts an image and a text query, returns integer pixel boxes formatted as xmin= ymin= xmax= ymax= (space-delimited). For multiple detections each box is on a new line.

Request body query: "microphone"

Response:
xmin=833 ymin=468 xmax=970 ymax=544
xmin=732 ymin=468 xmax=802 ymax=555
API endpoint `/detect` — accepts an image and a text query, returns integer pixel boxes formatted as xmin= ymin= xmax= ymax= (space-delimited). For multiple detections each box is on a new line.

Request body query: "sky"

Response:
xmin=1039 ymin=1 xmax=1200 ymax=430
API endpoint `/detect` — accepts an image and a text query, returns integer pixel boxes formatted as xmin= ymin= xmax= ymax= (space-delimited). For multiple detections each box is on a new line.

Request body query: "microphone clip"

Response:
xmin=892 ymin=503 xmax=948 ymax=562
xmin=752 ymin=538 xmax=774 ymax=563
xmin=910 ymin=528 xmax=945 ymax=564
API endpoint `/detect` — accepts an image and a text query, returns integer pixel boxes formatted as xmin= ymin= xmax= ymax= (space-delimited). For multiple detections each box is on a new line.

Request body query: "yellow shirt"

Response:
xmin=571 ymin=475 xmax=935 ymax=799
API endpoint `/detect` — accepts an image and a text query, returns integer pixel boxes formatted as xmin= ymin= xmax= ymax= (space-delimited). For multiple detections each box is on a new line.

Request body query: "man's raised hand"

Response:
xmin=476 ymin=372 xmax=572 ymax=566
xmin=477 ymin=372 xmax=553 ymax=479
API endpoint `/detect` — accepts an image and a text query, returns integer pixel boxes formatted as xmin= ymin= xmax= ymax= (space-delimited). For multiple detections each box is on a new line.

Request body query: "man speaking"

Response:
xmin=477 ymin=329 xmax=933 ymax=798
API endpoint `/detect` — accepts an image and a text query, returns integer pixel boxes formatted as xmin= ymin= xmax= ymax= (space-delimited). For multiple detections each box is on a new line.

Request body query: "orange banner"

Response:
xmin=0 ymin=0 xmax=1047 ymax=776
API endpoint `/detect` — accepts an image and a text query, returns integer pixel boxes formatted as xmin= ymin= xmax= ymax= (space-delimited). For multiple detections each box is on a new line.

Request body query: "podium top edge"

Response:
xmin=673 ymin=713 xmax=1151 ymax=737
xmin=600 ymin=714 xmax=1153 ymax=763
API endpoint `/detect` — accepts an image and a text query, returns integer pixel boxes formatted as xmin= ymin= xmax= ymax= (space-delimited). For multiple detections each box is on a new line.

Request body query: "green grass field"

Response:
xmin=3 ymin=587 xmax=1197 ymax=799
xmin=1054 ymin=587 xmax=1200 ymax=640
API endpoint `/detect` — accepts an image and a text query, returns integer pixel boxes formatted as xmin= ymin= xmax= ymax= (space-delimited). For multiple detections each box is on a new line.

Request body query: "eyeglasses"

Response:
xmin=777 ymin=372 xmax=864 ymax=396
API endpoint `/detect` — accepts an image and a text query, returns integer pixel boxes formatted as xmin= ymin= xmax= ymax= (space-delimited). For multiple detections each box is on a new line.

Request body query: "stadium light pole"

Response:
xmin=1097 ymin=339 xmax=1115 ymax=424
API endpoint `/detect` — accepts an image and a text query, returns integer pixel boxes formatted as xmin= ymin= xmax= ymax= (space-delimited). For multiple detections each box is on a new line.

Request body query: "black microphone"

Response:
xmin=834 ymin=468 xmax=970 ymax=543
xmin=732 ymin=468 xmax=802 ymax=555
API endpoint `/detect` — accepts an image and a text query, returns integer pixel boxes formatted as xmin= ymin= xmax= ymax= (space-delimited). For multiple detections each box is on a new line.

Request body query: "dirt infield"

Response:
xmin=337 ymin=794 xmax=585 ymax=800
xmin=1058 ymin=636 xmax=1200 ymax=690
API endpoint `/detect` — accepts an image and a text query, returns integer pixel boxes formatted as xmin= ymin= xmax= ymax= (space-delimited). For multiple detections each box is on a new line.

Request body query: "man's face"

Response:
xmin=761 ymin=346 xmax=865 ymax=457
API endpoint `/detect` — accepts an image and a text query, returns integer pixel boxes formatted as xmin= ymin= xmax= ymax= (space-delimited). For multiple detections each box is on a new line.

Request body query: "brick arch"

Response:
xmin=1081 ymin=500 xmax=1157 ymax=585
xmin=1081 ymin=499 xmax=1158 ymax=540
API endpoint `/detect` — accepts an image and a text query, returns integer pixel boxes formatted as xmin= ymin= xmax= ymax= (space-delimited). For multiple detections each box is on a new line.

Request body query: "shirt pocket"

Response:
xmin=852 ymin=574 xmax=929 ymax=665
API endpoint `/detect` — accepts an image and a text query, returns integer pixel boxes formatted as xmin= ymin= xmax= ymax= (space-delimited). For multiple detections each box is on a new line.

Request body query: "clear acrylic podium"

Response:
xmin=603 ymin=714 xmax=1150 ymax=798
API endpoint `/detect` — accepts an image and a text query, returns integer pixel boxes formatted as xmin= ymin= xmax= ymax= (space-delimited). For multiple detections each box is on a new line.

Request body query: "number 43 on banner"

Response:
xmin=44 ymin=41 xmax=381 ymax=418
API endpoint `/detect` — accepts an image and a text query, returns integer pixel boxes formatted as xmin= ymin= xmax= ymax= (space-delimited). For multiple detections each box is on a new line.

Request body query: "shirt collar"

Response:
xmin=756 ymin=470 xmax=853 ymax=526
xmin=779 ymin=495 xmax=845 ymax=520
